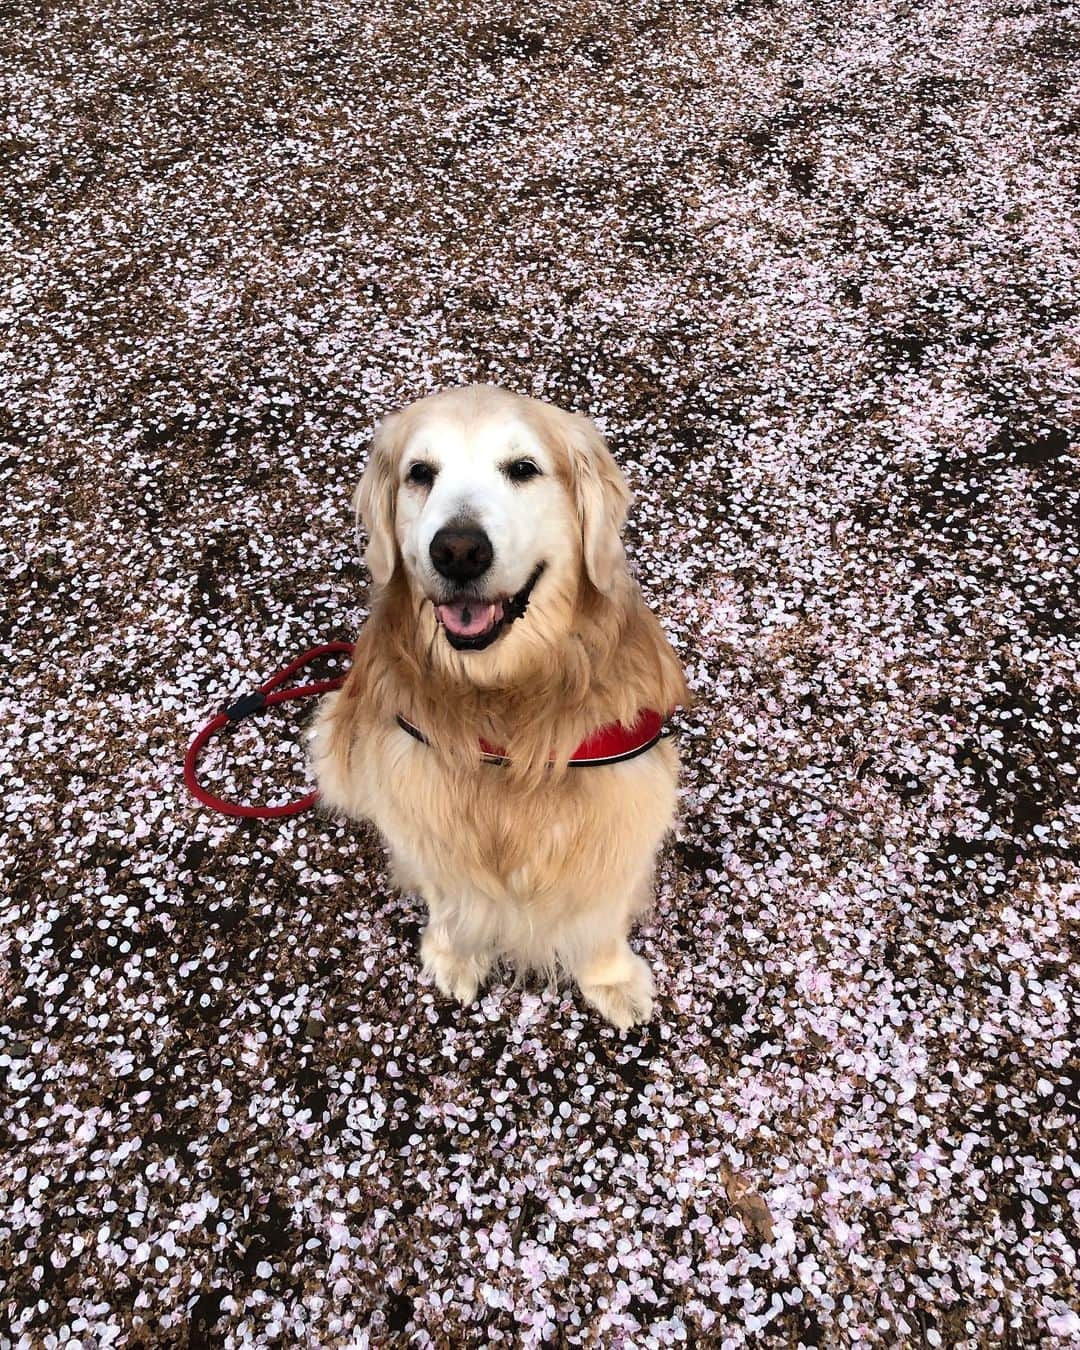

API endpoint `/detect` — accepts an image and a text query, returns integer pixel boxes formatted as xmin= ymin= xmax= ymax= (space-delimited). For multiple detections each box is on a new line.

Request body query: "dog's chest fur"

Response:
xmin=312 ymin=696 xmax=678 ymax=910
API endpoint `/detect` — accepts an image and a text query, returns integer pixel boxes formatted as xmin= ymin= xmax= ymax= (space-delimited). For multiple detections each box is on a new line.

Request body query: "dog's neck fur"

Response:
xmin=339 ymin=566 xmax=688 ymax=788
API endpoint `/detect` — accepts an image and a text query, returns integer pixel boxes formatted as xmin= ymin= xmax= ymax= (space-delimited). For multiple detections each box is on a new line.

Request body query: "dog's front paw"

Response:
xmin=420 ymin=929 xmax=490 ymax=1005
xmin=579 ymin=952 xmax=655 ymax=1030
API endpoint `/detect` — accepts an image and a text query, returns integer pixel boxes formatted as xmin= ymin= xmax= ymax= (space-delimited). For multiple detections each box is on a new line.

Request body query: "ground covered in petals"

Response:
xmin=2 ymin=0 xmax=1078 ymax=1346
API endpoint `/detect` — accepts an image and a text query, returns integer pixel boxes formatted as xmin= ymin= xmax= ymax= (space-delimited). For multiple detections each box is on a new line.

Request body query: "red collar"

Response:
xmin=396 ymin=709 xmax=667 ymax=767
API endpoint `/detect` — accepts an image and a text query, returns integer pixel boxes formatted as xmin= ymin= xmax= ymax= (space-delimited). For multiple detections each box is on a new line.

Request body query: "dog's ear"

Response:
xmin=565 ymin=412 xmax=632 ymax=595
xmin=354 ymin=413 xmax=402 ymax=586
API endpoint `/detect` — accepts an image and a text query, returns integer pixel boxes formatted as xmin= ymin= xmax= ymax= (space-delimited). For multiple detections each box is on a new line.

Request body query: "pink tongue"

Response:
xmin=436 ymin=599 xmax=503 ymax=638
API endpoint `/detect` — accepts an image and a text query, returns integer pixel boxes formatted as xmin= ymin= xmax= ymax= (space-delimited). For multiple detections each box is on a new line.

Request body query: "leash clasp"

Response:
xmin=186 ymin=640 xmax=354 ymax=819
xmin=222 ymin=690 xmax=268 ymax=722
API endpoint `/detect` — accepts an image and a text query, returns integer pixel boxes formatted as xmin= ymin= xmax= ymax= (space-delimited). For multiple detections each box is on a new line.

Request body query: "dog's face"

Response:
xmin=355 ymin=386 xmax=631 ymax=680
xmin=393 ymin=409 xmax=569 ymax=652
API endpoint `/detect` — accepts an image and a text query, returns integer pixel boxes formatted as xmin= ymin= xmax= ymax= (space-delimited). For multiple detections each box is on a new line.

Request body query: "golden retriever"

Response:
xmin=311 ymin=385 xmax=688 ymax=1028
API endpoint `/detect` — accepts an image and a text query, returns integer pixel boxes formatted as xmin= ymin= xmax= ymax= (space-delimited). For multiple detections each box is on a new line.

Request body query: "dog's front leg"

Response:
xmin=418 ymin=885 xmax=494 ymax=1006
xmin=573 ymin=940 xmax=656 ymax=1031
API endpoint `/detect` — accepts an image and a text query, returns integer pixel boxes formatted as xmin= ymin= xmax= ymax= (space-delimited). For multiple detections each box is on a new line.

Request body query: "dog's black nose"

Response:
xmin=429 ymin=526 xmax=494 ymax=583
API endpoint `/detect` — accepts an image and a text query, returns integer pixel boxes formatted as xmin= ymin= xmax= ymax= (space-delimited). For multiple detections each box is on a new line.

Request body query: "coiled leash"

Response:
xmin=184 ymin=643 xmax=668 ymax=819
xmin=183 ymin=642 xmax=354 ymax=819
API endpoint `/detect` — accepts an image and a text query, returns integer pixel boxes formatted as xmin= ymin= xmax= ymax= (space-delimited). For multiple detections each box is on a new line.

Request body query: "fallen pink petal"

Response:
xmin=1 ymin=1 xmax=1077 ymax=1347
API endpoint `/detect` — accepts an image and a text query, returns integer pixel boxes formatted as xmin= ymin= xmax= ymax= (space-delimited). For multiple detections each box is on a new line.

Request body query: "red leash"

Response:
xmin=185 ymin=641 xmax=669 ymax=819
xmin=183 ymin=642 xmax=353 ymax=819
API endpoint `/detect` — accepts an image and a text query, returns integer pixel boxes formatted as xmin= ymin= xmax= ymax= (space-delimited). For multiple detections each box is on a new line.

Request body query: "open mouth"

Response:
xmin=433 ymin=565 xmax=545 ymax=651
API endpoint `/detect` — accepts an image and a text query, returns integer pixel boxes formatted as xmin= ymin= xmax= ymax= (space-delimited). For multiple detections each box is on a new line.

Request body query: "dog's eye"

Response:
xmin=406 ymin=462 xmax=436 ymax=487
xmin=505 ymin=458 xmax=541 ymax=483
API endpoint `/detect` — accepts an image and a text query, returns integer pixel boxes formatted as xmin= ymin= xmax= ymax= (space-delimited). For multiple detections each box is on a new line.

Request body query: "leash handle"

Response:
xmin=183 ymin=642 xmax=354 ymax=819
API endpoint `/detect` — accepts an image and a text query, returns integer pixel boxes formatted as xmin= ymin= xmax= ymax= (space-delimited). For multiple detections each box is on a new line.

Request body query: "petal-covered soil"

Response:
xmin=1 ymin=1 xmax=1078 ymax=1346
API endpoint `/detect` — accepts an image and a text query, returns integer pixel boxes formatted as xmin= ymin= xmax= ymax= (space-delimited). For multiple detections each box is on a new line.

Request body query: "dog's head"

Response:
xmin=354 ymin=385 xmax=631 ymax=680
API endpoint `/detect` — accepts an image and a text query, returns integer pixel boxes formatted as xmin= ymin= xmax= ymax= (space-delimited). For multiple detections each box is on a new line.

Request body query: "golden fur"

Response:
xmin=311 ymin=385 xmax=689 ymax=1028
